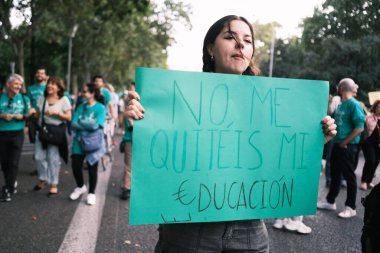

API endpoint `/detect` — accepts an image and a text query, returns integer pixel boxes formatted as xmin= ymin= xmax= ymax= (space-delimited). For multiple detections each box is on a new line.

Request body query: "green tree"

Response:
xmin=258 ymin=0 xmax=380 ymax=103
xmin=33 ymin=0 xmax=191 ymax=91
xmin=1 ymin=0 xmax=192 ymax=91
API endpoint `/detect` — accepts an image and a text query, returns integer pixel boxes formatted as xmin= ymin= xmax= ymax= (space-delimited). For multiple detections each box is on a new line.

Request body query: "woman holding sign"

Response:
xmin=126 ymin=15 xmax=337 ymax=253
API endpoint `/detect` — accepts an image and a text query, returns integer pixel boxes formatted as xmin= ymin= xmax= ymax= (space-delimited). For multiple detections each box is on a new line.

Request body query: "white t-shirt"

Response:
xmin=118 ymin=98 xmax=125 ymax=113
xmin=329 ymin=95 xmax=341 ymax=115
xmin=111 ymin=92 xmax=119 ymax=116
xmin=38 ymin=96 xmax=72 ymax=125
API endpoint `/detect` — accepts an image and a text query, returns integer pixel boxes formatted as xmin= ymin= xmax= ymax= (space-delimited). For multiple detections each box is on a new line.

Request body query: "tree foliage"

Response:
xmin=0 ymin=0 xmax=191 ymax=91
xmin=258 ymin=0 xmax=380 ymax=102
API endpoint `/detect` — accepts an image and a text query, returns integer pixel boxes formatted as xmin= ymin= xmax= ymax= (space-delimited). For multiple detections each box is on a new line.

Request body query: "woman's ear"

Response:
xmin=207 ymin=44 xmax=214 ymax=59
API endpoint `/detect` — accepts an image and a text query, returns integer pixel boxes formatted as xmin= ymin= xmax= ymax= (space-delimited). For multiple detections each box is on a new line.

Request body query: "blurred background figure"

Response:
xmin=120 ymin=82 xmax=135 ymax=200
xmin=360 ymin=100 xmax=380 ymax=191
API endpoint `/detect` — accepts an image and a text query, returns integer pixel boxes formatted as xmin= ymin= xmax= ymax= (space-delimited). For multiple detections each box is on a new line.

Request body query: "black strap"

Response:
xmin=41 ymin=97 xmax=47 ymax=125
xmin=81 ymin=103 xmax=87 ymax=118
xmin=21 ymin=94 xmax=27 ymax=115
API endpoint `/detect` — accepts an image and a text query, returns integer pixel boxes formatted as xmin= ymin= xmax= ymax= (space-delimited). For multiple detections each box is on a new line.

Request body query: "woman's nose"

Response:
xmin=235 ymin=39 xmax=244 ymax=49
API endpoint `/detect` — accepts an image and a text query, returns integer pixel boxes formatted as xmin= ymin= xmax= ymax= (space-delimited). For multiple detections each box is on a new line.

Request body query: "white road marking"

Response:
xmin=58 ymin=160 xmax=112 ymax=253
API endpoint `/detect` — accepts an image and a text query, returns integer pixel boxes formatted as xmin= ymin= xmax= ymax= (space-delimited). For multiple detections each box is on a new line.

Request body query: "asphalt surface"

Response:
xmin=0 ymin=133 xmax=377 ymax=253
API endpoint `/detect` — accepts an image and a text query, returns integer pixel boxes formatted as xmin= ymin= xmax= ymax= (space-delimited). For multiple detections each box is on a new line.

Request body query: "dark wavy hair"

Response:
xmin=86 ymin=82 xmax=105 ymax=105
xmin=44 ymin=76 xmax=65 ymax=98
xmin=202 ymin=15 xmax=260 ymax=76
xmin=370 ymin=100 xmax=380 ymax=113
xmin=92 ymin=75 xmax=105 ymax=83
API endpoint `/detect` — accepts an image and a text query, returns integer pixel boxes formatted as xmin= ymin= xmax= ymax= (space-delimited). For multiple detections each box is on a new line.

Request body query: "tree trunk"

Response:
xmin=12 ymin=39 xmax=25 ymax=77
xmin=82 ymin=53 xmax=91 ymax=82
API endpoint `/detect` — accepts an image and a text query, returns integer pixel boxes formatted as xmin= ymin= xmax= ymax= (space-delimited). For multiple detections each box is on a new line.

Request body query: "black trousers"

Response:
xmin=362 ymin=232 xmax=380 ymax=253
xmin=327 ymin=144 xmax=358 ymax=209
xmin=71 ymin=154 xmax=98 ymax=193
xmin=361 ymin=141 xmax=380 ymax=184
xmin=0 ymin=130 xmax=24 ymax=191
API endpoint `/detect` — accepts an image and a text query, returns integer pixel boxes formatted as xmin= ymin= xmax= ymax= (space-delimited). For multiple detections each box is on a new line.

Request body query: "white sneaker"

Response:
xmin=295 ymin=222 xmax=312 ymax=234
xmin=273 ymin=218 xmax=288 ymax=229
xmin=338 ymin=206 xmax=356 ymax=218
xmin=86 ymin=193 xmax=96 ymax=205
xmin=70 ymin=185 xmax=87 ymax=200
xmin=284 ymin=219 xmax=299 ymax=231
xmin=317 ymin=200 xmax=337 ymax=210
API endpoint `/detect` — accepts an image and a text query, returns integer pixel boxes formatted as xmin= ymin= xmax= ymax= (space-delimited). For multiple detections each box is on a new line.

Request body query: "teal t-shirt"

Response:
xmin=27 ymin=84 xmax=72 ymax=109
xmin=63 ymin=91 xmax=73 ymax=105
xmin=123 ymin=118 xmax=132 ymax=143
xmin=0 ymin=93 xmax=30 ymax=131
xmin=27 ymin=84 xmax=46 ymax=109
xmin=333 ymin=98 xmax=365 ymax=144
xmin=72 ymin=102 xmax=106 ymax=154
xmin=101 ymin=88 xmax=112 ymax=105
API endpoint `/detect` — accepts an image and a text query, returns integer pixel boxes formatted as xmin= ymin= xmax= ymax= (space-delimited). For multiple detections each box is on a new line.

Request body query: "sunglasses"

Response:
xmin=7 ymin=98 xmax=13 ymax=109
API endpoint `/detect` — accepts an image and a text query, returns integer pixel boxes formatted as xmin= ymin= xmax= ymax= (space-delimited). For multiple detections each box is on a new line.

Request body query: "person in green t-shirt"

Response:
xmin=69 ymin=83 xmax=106 ymax=206
xmin=119 ymin=83 xmax=135 ymax=200
xmin=27 ymin=67 xmax=48 ymax=110
xmin=93 ymin=75 xmax=116 ymax=122
xmin=0 ymin=74 xmax=30 ymax=202
xmin=318 ymin=78 xmax=365 ymax=219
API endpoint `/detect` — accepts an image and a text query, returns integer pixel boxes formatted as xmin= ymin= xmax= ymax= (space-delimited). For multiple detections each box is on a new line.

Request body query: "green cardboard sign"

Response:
xmin=130 ymin=68 xmax=328 ymax=225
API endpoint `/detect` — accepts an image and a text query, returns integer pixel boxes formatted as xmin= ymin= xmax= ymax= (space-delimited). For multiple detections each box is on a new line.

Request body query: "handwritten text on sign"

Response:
xmin=130 ymin=68 xmax=328 ymax=225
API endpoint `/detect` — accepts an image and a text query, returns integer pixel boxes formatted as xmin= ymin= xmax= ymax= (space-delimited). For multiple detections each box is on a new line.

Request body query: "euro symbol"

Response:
xmin=172 ymin=179 xmax=195 ymax=206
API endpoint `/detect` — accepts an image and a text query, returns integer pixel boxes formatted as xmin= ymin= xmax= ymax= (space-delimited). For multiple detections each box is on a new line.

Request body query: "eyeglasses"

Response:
xmin=7 ymin=98 xmax=13 ymax=109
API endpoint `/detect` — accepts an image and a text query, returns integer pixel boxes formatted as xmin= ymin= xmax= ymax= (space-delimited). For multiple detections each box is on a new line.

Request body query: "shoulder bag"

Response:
xmin=38 ymin=98 xmax=66 ymax=146
xmin=79 ymin=104 xmax=104 ymax=153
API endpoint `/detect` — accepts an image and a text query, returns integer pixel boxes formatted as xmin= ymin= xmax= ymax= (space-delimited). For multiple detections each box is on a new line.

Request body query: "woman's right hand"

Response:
xmin=29 ymin=108 xmax=37 ymax=115
xmin=125 ymin=91 xmax=144 ymax=126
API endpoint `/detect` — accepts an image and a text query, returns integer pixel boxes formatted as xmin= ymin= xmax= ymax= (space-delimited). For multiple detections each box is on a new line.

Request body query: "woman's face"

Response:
xmin=46 ymin=82 xmax=59 ymax=95
xmin=208 ymin=20 xmax=254 ymax=75
xmin=7 ymin=79 xmax=23 ymax=96
xmin=83 ymin=86 xmax=94 ymax=100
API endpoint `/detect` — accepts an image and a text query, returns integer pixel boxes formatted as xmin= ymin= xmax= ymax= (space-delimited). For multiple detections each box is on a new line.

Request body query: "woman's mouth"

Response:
xmin=232 ymin=54 xmax=244 ymax=60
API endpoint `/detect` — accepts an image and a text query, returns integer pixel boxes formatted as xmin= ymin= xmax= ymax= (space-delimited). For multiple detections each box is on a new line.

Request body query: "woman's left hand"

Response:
xmin=321 ymin=115 xmax=337 ymax=144
xmin=46 ymin=109 xmax=59 ymax=116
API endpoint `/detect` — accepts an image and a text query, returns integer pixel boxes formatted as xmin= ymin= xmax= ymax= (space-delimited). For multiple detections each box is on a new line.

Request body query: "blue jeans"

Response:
xmin=155 ymin=220 xmax=269 ymax=253
xmin=35 ymin=133 xmax=61 ymax=185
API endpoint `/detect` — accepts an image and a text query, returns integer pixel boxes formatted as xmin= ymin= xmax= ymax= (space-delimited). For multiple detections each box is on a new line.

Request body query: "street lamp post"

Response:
xmin=66 ymin=24 xmax=78 ymax=94
xmin=269 ymin=28 xmax=276 ymax=77
xmin=10 ymin=62 xmax=15 ymax=74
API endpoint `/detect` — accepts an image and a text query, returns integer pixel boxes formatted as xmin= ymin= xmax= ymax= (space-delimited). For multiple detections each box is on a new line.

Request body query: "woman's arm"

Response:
xmin=48 ymin=109 xmax=71 ymax=122
xmin=77 ymin=118 xmax=100 ymax=131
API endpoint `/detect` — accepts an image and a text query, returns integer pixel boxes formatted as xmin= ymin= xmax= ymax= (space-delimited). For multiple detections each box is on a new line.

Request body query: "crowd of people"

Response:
xmin=0 ymin=14 xmax=379 ymax=252
xmin=0 ymin=67 xmax=133 ymax=205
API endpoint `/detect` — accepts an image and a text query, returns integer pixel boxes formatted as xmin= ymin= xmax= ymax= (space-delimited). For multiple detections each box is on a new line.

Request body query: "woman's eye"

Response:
xmin=245 ymin=40 xmax=252 ymax=44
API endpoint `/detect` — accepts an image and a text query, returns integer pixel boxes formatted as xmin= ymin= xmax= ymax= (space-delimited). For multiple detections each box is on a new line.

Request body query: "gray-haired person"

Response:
xmin=318 ymin=78 xmax=365 ymax=218
xmin=0 ymin=74 xmax=30 ymax=202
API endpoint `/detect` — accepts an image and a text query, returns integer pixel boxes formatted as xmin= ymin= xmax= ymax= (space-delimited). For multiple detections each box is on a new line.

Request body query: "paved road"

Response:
xmin=0 ymin=135 xmax=378 ymax=252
